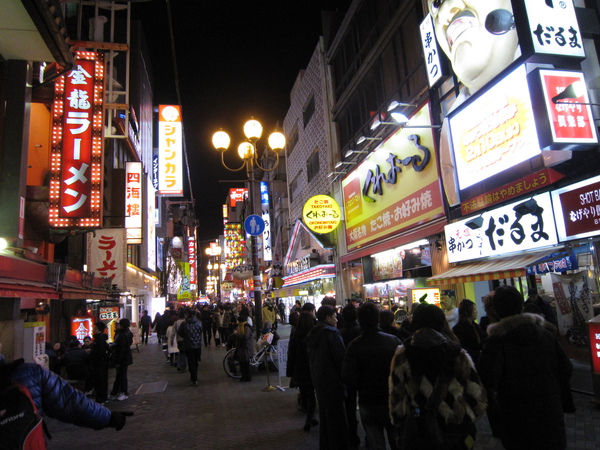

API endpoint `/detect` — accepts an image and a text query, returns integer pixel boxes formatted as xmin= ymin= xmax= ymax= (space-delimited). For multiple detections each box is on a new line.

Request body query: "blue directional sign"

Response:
xmin=244 ymin=214 xmax=265 ymax=236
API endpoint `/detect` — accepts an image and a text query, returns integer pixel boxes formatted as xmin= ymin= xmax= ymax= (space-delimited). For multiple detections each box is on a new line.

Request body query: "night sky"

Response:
xmin=132 ymin=0 xmax=351 ymax=242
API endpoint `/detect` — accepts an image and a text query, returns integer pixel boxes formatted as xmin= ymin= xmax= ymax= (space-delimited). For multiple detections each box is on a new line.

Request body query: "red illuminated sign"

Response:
xmin=229 ymin=188 xmax=248 ymax=207
xmin=50 ymin=52 xmax=105 ymax=227
xmin=552 ymin=175 xmax=600 ymax=241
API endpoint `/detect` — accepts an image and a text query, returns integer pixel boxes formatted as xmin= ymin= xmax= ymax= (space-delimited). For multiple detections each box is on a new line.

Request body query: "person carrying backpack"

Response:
xmin=389 ymin=304 xmax=487 ymax=450
xmin=0 ymin=342 xmax=132 ymax=449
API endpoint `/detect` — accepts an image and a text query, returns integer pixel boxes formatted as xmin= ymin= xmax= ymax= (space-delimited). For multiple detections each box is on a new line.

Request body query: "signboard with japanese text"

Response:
xmin=50 ymin=51 xmax=105 ymax=227
xmin=528 ymin=69 xmax=598 ymax=150
xmin=551 ymin=174 xmax=600 ymax=242
xmin=71 ymin=316 xmax=94 ymax=344
xmin=445 ymin=192 xmax=558 ymax=263
xmin=302 ymin=195 xmax=342 ymax=234
xmin=260 ymin=182 xmax=272 ymax=261
xmin=229 ymin=188 xmax=248 ymax=207
xmin=188 ymin=236 xmax=197 ymax=287
xmin=420 ymin=13 xmax=445 ymax=88
xmin=177 ymin=262 xmax=191 ymax=300
xmin=516 ymin=0 xmax=585 ymax=61
xmin=342 ymin=104 xmax=444 ymax=251
xmin=158 ymin=105 xmax=184 ymax=195
xmin=86 ymin=228 xmax=126 ymax=288
xmin=125 ymin=162 xmax=142 ymax=244
xmin=448 ymin=64 xmax=542 ymax=193
xmin=144 ymin=173 xmax=157 ymax=271
xmin=460 ymin=168 xmax=564 ymax=215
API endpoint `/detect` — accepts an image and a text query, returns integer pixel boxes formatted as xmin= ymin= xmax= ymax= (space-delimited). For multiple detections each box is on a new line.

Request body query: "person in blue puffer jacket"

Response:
xmin=0 ymin=342 xmax=132 ymax=432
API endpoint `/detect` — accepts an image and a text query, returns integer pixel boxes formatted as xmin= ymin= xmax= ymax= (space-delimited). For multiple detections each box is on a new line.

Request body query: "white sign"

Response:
xmin=125 ymin=162 xmax=142 ymax=244
xmin=158 ymin=105 xmax=184 ymax=195
xmin=87 ymin=228 xmax=127 ymax=288
xmin=420 ymin=13 xmax=443 ymax=88
xmin=444 ymin=192 xmax=558 ymax=263
xmin=448 ymin=64 xmax=542 ymax=191
xmin=523 ymin=0 xmax=585 ymax=59
xmin=260 ymin=181 xmax=272 ymax=262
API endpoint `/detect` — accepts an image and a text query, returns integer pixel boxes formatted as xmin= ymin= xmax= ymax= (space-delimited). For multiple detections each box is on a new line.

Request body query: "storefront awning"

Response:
xmin=427 ymin=249 xmax=560 ymax=286
xmin=281 ymin=264 xmax=336 ymax=288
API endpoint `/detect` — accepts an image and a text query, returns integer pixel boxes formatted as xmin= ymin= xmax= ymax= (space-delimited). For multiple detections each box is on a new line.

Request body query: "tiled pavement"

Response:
xmin=45 ymin=324 xmax=600 ymax=449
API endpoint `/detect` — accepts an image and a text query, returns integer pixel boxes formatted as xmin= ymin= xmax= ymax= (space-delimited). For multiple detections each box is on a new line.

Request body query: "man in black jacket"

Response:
xmin=343 ymin=302 xmax=401 ymax=450
xmin=305 ymin=305 xmax=348 ymax=450
xmin=477 ymin=285 xmax=573 ymax=450
xmin=108 ymin=319 xmax=133 ymax=401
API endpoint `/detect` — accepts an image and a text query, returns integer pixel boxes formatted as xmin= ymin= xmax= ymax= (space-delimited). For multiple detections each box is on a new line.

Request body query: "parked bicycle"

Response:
xmin=223 ymin=341 xmax=279 ymax=379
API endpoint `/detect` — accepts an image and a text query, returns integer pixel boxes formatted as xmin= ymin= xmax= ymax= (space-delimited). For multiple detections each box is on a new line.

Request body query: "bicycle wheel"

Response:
xmin=223 ymin=348 xmax=242 ymax=379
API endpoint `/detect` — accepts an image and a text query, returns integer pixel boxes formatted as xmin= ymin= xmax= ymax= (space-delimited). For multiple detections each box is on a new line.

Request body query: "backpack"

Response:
xmin=0 ymin=362 xmax=49 ymax=450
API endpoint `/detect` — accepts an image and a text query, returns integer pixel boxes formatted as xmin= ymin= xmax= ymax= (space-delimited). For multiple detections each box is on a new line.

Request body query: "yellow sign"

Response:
xmin=302 ymin=195 xmax=341 ymax=234
xmin=342 ymin=104 xmax=444 ymax=250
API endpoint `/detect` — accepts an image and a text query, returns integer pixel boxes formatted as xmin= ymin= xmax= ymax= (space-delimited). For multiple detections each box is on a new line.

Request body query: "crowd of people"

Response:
xmin=1 ymin=286 xmax=572 ymax=449
xmin=284 ymin=288 xmax=574 ymax=450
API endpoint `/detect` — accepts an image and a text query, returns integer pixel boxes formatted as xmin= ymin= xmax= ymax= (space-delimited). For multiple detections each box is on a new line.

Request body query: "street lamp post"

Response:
xmin=212 ymin=120 xmax=285 ymax=334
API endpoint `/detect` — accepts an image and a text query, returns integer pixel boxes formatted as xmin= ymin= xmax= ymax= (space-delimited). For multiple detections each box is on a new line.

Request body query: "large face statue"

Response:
xmin=428 ymin=0 xmax=519 ymax=93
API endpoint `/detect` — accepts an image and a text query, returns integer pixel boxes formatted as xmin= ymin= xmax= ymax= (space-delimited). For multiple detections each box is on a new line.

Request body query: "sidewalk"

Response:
xmin=44 ymin=324 xmax=600 ymax=449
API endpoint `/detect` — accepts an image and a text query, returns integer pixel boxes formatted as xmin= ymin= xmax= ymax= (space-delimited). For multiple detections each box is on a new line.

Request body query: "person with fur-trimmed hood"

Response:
xmin=389 ymin=303 xmax=487 ymax=449
xmin=477 ymin=285 xmax=574 ymax=450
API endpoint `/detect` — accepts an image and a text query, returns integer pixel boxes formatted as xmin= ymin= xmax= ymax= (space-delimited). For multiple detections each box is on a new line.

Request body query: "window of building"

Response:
xmin=303 ymin=95 xmax=315 ymax=128
xmin=306 ymin=148 xmax=320 ymax=182
xmin=286 ymin=124 xmax=298 ymax=156
xmin=290 ymin=171 xmax=302 ymax=204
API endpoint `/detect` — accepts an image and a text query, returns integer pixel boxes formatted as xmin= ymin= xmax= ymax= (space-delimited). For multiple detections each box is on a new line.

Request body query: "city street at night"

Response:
xmin=44 ymin=324 xmax=600 ymax=450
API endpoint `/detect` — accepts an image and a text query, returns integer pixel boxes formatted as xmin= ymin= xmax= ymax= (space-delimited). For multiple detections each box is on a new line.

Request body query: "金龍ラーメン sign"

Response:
xmin=302 ymin=195 xmax=341 ymax=234
xmin=445 ymin=192 xmax=559 ymax=263
xmin=50 ymin=52 xmax=105 ymax=227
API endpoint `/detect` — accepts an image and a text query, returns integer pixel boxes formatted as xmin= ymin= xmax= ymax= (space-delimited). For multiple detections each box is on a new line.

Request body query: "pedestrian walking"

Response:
xmin=139 ymin=310 xmax=152 ymax=344
xmin=343 ymin=302 xmax=401 ymax=450
xmin=389 ymin=303 xmax=487 ymax=450
xmin=108 ymin=318 xmax=133 ymax=401
xmin=90 ymin=322 xmax=110 ymax=405
xmin=233 ymin=310 xmax=255 ymax=382
xmin=305 ymin=305 xmax=349 ymax=450
xmin=178 ymin=307 xmax=203 ymax=385
xmin=477 ymin=285 xmax=574 ymax=450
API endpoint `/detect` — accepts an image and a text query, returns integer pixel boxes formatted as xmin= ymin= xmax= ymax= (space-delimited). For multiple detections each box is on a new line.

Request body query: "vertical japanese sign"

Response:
xmin=420 ymin=13 xmax=444 ymax=88
xmin=188 ymin=236 xmax=197 ymax=288
xmin=144 ymin=173 xmax=157 ymax=271
xmin=158 ymin=105 xmax=184 ymax=195
xmin=87 ymin=228 xmax=127 ymax=288
xmin=260 ymin=182 xmax=272 ymax=262
xmin=50 ymin=52 xmax=105 ymax=227
xmin=125 ymin=162 xmax=142 ymax=244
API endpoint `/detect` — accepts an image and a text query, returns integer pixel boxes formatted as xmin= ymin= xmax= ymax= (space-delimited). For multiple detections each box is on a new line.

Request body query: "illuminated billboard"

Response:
xmin=158 ymin=105 xmax=184 ymax=196
xmin=448 ymin=64 xmax=542 ymax=194
xmin=551 ymin=175 xmax=600 ymax=242
xmin=444 ymin=192 xmax=558 ymax=263
xmin=50 ymin=51 xmax=105 ymax=227
xmin=342 ymin=104 xmax=444 ymax=251
xmin=125 ymin=162 xmax=142 ymax=244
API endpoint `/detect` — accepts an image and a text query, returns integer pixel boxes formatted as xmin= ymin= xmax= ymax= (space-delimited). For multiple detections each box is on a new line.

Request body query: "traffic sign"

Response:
xmin=244 ymin=214 xmax=265 ymax=236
